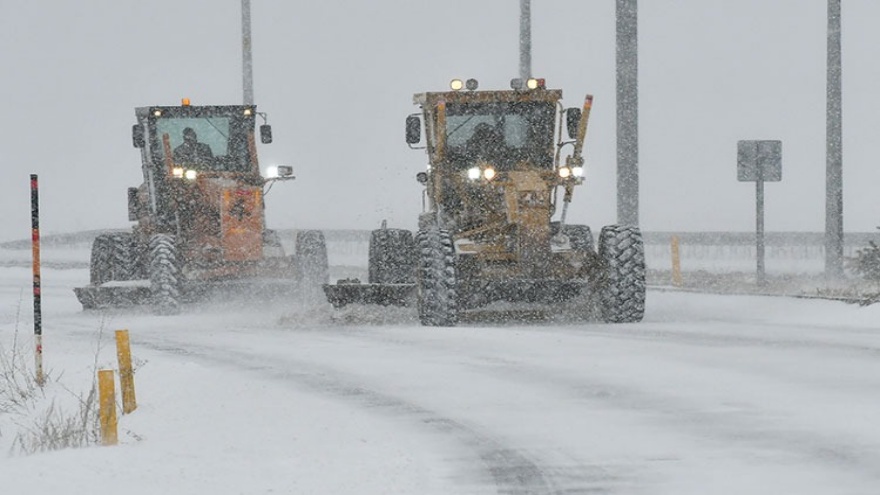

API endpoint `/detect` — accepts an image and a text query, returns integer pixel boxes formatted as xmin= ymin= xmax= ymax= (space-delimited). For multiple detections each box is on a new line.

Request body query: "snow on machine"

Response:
xmin=75 ymin=100 xmax=328 ymax=313
xmin=323 ymin=78 xmax=646 ymax=325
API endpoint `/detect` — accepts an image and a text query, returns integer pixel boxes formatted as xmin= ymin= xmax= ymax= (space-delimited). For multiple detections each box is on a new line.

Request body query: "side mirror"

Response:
xmin=260 ymin=124 xmax=273 ymax=144
xmin=565 ymin=108 xmax=581 ymax=140
xmin=405 ymin=115 xmax=421 ymax=144
xmin=132 ymin=124 xmax=145 ymax=148
xmin=276 ymin=165 xmax=293 ymax=177
xmin=416 ymin=172 xmax=428 ymax=184
xmin=127 ymin=187 xmax=140 ymax=221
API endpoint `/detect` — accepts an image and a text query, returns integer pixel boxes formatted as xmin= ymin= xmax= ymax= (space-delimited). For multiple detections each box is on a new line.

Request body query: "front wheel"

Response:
xmin=597 ymin=225 xmax=646 ymax=323
xmin=149 ymin=234 xmax=181 ymax=315
xmin=416 ymin=229 xmax=457 ymax=327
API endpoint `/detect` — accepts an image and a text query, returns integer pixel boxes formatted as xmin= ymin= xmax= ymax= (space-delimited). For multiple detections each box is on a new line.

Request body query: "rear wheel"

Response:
xmin=149 ymin=234 xmax=180 ymax=315
xmin=551 ymin=222 xmax=594 ymax=254
xmin=90 ymin=232 xmax=134 ymax=285
xmin=368 ymin=229 xmax=416 ymax=284
xmin=416 ymin=229 xmax=457 ymax=327
xmin=597 ymin=225 xmax=646 ymax=323
xmin=295 ymin=230 xmax=329 ymax=292
xmin=262 ymin=229 xmax=286 ymax=258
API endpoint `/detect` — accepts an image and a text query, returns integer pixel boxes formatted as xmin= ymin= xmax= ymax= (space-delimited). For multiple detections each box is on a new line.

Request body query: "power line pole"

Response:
xmin=242 ymin=0 xmax=254 ymax=105
xmin=616 ymin=0 xmax=639 ymax=226
xmin=825 ymin=0 xmax=843 ymax=279
xmin=520 ymin=0 xmax=532 ymax=81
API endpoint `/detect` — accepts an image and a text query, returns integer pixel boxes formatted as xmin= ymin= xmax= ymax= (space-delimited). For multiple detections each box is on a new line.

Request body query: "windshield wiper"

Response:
xmin=204 ymin=118 xmax=228 ymax=139
xmin=447 ymin=115 xmax=476 ymax=141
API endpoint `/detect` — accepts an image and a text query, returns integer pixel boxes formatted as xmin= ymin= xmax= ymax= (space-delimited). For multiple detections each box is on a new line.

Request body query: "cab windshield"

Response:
xmin=445 ymin=102 xmax=555 ymax=169
xmin=154 ymin=117 xmax=252 ymax=172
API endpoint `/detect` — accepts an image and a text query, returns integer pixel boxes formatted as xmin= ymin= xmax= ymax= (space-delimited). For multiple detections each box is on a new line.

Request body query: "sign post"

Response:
xmin=242 ymin=0 xmax=253 ymax=105
xmin=737 ymin=140 xmax=782 ymax=286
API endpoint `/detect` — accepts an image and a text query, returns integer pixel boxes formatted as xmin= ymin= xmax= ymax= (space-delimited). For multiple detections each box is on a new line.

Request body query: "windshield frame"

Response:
xmin=141 ymin=105 xmax=259 ymax=175
xmin=443 ymin=100 xmax=556 ymax=170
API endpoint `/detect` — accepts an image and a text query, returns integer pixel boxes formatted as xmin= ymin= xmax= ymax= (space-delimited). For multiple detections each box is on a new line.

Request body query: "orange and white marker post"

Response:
xmin=30 ymin=174 xmax=44 ymax=386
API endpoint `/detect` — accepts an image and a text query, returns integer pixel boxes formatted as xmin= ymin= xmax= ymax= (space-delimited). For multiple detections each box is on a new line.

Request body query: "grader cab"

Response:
xmin=75 ymin=100 xmax=328 ymax=313
xmin=324 ymin=78 xmax=646 ymax=325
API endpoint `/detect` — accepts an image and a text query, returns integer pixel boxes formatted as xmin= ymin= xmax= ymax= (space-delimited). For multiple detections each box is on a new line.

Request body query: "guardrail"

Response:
xmin=300 ymin=230 xmax=877 ymax=275
xmin=2 ymin=229 xmax=876 ymax=276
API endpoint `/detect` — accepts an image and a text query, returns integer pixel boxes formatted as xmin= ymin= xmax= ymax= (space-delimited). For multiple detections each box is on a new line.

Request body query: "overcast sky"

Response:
xmin=1 ymin=0 xmax=879 ymax=242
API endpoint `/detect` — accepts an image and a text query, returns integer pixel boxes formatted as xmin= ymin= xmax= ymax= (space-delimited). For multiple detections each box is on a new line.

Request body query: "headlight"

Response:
xmin=467 ymin=167 xmax=481 ymax=180
xmin=450 ymin=79 xmax=464 ymax=91
xmin=572 ymin=166 xmax=584 ymax=177
xmin=172 ymin=167 xmax=184 ymax=178
xmin=266 ymin=165 xmax=279 ymax=179
xmin=184 ymin=170 xmax=197 ymax=180
xmin=483 ymin=167 xmax=496 ymax=180
xmin=558 ymin=167 xmax=572 ymax=179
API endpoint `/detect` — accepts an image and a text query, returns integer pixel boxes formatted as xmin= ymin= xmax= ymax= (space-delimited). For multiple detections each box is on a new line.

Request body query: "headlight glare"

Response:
xmin=558 ymin=167 xmax=572 ymax=179
xmin=572 ymin=166 xmax=584 ymax=177
xmin=172 ymin=167 xmax=184 ymax=178
xmin=467 ymin=167 xmax=481 ymax=180
xmin=266 ymin=165 xmax=279 ymax=179
xmin=483 ymin=167 xmax=496 ymax=180
xmin=184 ymin=169 xmax=197 ymax=180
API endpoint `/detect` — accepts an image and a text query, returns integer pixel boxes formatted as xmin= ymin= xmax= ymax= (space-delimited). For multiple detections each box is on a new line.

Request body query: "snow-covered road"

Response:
xmin=2 ymin=253 xmax=880 ymax=494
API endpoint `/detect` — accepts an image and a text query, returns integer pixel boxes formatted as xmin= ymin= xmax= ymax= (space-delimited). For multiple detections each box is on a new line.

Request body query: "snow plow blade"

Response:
xmin=323 ymin=279 xmax=416 ymax=308
xmin=75 ymin=278 xmax=306 ymax=311
xmin=75 ymin=284 xmax=152 ymax=310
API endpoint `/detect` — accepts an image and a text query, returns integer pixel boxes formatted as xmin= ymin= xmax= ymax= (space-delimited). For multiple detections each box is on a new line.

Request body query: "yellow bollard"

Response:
xmin=671 ymin=235 xmax=683 ymax=287
xmin=98 ymin=369 xmax=118 ymax=446
xmin=115 ymin=330 xmax=137 ymax=414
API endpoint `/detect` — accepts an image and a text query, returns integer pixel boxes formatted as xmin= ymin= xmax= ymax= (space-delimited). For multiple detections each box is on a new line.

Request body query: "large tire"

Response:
xmin=295 ymin=230 xmax=329 ymax=291
xmin=89 ymin=232 xmax=134 ymax=285
xmin=262 ymin=229 xmax=285 ymax=258
xmin=416 ymin=229 xmax=457 ymax=327
xmin=550 ymin=222 xmax=594 ymax=254
xmin=597 ymin=225 xmax=646 ymax=323
xmin=368 ymin=229 xmax=416 ymax=284
xmin=149 ymin=234 xmax=181 ymax=315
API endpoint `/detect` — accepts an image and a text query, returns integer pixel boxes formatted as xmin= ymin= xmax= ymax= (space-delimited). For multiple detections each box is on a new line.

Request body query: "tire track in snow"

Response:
xmin=315 ymin=324 xmax=880 ymax=485
xmin=136 ymin=338 xmax=559 ymax=495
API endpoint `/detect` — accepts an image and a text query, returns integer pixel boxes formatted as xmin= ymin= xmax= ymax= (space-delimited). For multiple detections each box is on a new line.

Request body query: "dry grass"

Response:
xmin=1 ymin=300 xmax=104 ymax=456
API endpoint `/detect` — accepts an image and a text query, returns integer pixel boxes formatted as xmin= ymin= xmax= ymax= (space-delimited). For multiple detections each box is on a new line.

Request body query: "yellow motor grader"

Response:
xmin=324 ymin=78 xmax=645 ymax=325
xmin=75 ymin=100 xmax=328 ymax=314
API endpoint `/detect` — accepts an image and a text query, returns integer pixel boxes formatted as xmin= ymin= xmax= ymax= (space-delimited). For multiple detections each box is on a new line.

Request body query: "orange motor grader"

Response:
xmin=75 ymin=100 xmax=328 ymax=314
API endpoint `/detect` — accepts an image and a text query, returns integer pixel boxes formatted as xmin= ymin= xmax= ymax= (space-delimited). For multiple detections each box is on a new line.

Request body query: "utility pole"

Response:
xmin=242 ymin=0 xmax=254 ymax=105
xmin=519 ymin=0 xmax=532 ymax=81
xmin=825 ymin=0 xmax=843 ymax=279
xmin=616 ymin=0 xmax=639 ymax=226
